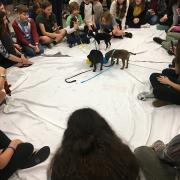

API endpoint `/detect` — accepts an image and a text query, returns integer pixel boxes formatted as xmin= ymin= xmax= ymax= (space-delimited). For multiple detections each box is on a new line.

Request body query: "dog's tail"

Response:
xmin=128 ymin=50 xmax=147 ymax=55
xmin=129 ymin=52 xmax=136 ymax=55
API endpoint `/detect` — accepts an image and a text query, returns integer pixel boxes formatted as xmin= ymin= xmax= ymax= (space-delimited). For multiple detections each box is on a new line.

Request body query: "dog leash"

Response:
xmin=104 ymin=49 xmax=116 ymax=67
xmin=42 ymin=52 xmax=71 ymax=57
xmin=81 ymin=66 xmax=112 ymax=83
xmin=65 ymin=69 xmax=92 ymax=83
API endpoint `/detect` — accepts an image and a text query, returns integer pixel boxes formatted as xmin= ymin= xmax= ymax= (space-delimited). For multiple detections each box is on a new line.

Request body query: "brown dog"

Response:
xmin=105 ymin=49 xmax=136 ymax=69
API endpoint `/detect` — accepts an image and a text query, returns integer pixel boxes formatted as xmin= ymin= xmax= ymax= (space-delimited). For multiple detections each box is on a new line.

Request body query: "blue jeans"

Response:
xmin=22 ymin=44 xmax=44 ymax=57
xmin=146 ymin=12 xmax=158 ymax=25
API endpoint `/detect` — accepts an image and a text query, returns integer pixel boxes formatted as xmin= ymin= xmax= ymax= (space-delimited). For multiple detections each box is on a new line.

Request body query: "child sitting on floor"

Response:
xmin=66 ymin=2 xmax=90 ymax=48
xmin=36 ymin=1 xmax=66 ymax=47
xmin=126 ymin=0 xmax=148 ymax=28
xmin=100 ymin=11 xmax=132 ymax=38
xmin=12 ymin=5 xmax=44 ymax=57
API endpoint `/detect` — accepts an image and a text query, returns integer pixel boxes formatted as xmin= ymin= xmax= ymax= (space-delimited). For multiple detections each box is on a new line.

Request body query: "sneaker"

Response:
xmin=151 ymin=140 xmax=166 ymax=152
xmin=167 ymin=49 xmax=174 ymax=56
xmin=141 ymin=23 xmax=150 ymax=28
xmin=152 ymin=99 xmax=172 ymax=107
xmin=137 ymin=91 xmax=154 ymax=101
xmin=46 ymin=43 xmax=53 ymax=49
xmin=53 ymin=41 xmax=58 ymax=45
xmin=21 ymin=146 xmax=50 ymax=169
xmin=153 ymin=37 xmax=164 ymax=45
xmin=69 ymin=43 xmax=73 ymax=48
xmin=124 ymin=32 xmax=133 ymax=38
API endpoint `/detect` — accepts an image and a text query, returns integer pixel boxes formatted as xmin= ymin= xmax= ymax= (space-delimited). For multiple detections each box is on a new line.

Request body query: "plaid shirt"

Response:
xmin=0 ymin=40 xmax=9 ymax=59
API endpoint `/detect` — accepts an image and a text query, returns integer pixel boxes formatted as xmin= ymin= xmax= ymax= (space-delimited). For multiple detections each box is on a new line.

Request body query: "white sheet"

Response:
xmin=0 ymin=26 xmax=180 ymax=180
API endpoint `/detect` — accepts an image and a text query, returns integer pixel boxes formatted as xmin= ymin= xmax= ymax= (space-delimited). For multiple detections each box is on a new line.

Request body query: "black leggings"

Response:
xmin=150 ymin=68 xmax=180 ymax=105
xmin=0 ymin=130 xmax=34 ymax=180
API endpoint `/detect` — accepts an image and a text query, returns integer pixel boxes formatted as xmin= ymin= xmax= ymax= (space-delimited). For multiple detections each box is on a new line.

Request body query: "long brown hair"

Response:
xmin=101 ymin=11 xmax=113 ymax=24
xmin=50 ymin=108 xmax=139 ymax=180
xmin=116 ymin=0 xmax=127 ymax=19
xmin=132 ymin=0 xmax=146 ymax=11
xmin=0 ymin=11 xmax=6 ymax=37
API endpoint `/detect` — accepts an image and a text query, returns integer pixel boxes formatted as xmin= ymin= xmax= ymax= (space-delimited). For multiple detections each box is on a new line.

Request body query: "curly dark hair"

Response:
xmin=50 ymin=108 xmax=139 ymax=180
xmin=116 ymin=0 xmax=127 ymax=20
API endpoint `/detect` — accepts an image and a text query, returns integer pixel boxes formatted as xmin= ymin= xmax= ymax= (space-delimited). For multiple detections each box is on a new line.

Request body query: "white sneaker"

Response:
xmin=141 ymin=23 xmax=151 ymax=28
xmin=137 ymin=91 xmax=154 ymax=101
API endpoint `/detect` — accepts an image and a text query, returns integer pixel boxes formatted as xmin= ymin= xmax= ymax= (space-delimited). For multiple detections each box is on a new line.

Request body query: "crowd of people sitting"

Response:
xmin=0 ymin=0 xmax=180 ymax=179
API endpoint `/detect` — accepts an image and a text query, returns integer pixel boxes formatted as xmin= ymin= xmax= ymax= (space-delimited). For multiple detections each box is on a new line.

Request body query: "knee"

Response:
xmin=149 ymin=73 xmax=160 ymax=82
xmin=16 ymin=143 xmax=34 ymax=157
xmin=25 ymin=48 xmax=36 ymax=57
xmin=40 ymin=36 xmax=53 ymax=44
xmin=162 ymin=68 xmax=171 ymax=75
xmin=60 ymin=29 xmax=66 ymax=37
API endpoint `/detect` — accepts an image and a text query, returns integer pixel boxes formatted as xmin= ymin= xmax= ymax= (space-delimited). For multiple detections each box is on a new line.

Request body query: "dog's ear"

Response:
xmin=87 ymin=55 xmax=91 ymax=61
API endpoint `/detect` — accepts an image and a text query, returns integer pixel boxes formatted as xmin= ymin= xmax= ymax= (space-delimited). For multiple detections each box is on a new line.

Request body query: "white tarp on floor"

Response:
xmin=0 ymin=26 xmax=180 ymax=180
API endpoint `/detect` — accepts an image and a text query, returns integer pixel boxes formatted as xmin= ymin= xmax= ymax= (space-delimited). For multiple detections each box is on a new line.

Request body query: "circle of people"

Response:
xmin=0 ymin=0 xmax=180 ymax=179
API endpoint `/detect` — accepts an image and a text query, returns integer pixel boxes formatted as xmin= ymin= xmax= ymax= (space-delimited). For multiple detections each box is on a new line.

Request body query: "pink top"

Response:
xmin=172 ymin=25 xmax=180 ymax=32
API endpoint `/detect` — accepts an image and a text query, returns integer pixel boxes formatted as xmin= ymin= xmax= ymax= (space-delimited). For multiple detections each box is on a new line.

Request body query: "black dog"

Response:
xmin=91 ymin=32 xmax=112 ymax=49
xmin=87 ymin=50 xmax=104 ymax=72
xmin=70 ymin=16 xmax=77 ymax=28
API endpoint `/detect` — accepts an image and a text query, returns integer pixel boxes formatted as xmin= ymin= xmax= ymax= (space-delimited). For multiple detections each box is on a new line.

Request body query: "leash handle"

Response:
xmin=65 ymin=69 xmax=92 ymax=83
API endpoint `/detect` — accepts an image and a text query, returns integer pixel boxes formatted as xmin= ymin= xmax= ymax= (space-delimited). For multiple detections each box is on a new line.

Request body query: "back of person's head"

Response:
xmin=69 ymin=2 xmax=79 ymax=14
xmin=41 ymin=0 xmax=52 ymax=10
xmin=17 ymin=4 xmax=28 ymax=14
xmin=50 ymin=108 xmax=139 ymax=180
xmin=101 ymin=11 xmax=113 ymax=24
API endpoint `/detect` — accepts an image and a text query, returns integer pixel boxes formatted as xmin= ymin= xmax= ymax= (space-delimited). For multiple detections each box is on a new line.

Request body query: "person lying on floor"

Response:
xmin=0 ymin=67 xmax=6 ymax=105
xmin=0 ymin=12 xmax=33 ymax=69
xmin=0 ymin=130 xmax=50 ymax=180
xmin=138 ymin=39 xmax=180 ymax=107
xmin=12 ymin=5 xmax=44 ymax=57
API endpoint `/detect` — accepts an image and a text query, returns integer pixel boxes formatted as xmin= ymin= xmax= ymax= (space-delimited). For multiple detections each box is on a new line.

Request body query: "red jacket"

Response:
xmin=12 ymin=18 xmax=39 ymax=46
